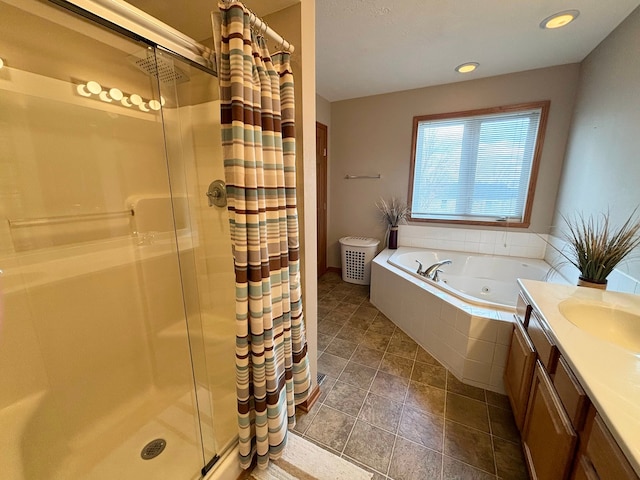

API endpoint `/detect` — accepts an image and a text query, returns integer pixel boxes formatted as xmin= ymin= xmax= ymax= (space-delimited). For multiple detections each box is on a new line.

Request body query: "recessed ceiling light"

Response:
xmin=455 ymin=62 xmax=479 ymax=74
xmin=540 ymin=10 xmax=580 ymax=29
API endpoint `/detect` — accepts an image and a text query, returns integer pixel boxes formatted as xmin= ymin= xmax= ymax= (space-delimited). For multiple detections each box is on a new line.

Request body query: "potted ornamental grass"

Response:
xmin=376 ymin=197 xmax=410 ymax=249
xmin=550 ymin=209 xmax=640 ymax=289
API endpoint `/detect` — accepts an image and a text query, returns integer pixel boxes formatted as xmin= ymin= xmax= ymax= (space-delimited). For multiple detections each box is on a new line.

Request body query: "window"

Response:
xmin=408 ymin=101 xmax=549 ymax=227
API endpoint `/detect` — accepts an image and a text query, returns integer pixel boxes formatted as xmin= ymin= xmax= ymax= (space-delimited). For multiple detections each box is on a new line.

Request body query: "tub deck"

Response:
xmin=371 ymin=249 xmax=518 ymax=393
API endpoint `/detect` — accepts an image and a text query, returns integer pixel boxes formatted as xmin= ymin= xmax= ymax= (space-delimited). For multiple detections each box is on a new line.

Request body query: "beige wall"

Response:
xmin=553 ymin=6 xmax=640 ymax=280
xmin=316 ymin=93 xmax=331 ymax=126
xmin=327 ymin=65 xmax=581 ymax=267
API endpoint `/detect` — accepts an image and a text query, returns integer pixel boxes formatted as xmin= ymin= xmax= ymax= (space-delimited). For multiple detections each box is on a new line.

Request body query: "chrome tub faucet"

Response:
xmin=423 ymin=259 xmax=452 ymax=281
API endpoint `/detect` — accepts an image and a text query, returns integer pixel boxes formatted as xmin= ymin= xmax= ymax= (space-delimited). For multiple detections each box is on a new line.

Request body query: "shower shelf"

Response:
xmin=8 ymin=209 xmax=134 ymax=228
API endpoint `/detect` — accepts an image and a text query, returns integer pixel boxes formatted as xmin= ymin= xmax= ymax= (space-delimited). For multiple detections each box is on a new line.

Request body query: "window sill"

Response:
xmin=408 ymin=216 xmax=530 ymax=228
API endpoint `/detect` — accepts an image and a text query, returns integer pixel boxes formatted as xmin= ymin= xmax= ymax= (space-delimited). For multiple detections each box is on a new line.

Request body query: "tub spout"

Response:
xmin=424 ymin=260 xmax=452 ymax=280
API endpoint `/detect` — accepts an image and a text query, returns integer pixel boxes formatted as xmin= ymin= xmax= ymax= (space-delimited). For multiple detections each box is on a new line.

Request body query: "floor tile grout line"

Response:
xmin=485 ymin=391 xmax=500 ymax=479
xmin=332 ymin=296 xmax=376 ymax=457
xmin=318 ymin=275 xmax=518 ymax=480
xmin=441 ymin=368 xmax=449 ymax=480
xmin=385 ymin=342 xmax=418 ymax=479
xmin=339 ymin=319 xmax=396 ymax=463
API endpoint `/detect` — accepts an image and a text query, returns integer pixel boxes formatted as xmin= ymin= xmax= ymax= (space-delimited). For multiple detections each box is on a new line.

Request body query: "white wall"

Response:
xmin=553 ymin=6 xmax=640 ymax=283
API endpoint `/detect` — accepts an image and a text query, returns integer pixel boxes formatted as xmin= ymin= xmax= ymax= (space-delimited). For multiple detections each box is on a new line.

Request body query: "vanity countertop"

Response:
xmin=518 ymin=279 xmax=640 ymax=476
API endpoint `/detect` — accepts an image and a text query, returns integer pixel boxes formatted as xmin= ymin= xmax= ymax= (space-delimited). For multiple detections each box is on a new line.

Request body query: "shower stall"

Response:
xmin=0 ymin=0 xmax=239 ymax=478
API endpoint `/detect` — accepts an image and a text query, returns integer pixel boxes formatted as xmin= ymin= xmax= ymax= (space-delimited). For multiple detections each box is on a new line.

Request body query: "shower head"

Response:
xmin=127 ymin=50 xmax=189 ymax=84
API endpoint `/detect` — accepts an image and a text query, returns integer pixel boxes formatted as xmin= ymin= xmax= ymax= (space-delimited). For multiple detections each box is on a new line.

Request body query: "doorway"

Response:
xmin=316 ymin=122 xmax=328 ymax=277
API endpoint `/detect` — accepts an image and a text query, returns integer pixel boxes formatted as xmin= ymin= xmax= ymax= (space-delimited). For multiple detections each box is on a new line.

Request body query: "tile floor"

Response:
xmin=294 ymin=271 xmax=529 ymax=480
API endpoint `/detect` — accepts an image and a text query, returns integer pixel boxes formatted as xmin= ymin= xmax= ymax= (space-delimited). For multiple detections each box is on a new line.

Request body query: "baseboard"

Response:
xmin=327 ymin=266 xmax=341 ymax=275
xmin=297 ymin=384 xmax=321 ymax=413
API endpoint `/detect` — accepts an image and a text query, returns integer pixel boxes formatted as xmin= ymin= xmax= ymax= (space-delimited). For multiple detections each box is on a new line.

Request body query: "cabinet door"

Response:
xmin=586 ymin=415 xmax=638 ymax=480
xmin=572 ymin=455 xmax=599 ymax=480
xmin=522 ymin=361 xmax=577 ymax=480
xmin=504 ymin=320 xmax=536 ymax=431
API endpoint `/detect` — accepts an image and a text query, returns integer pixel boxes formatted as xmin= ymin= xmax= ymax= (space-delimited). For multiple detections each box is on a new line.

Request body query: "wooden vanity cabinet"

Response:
xmin=571 ymin=409 xmax=639 ymax=480
xmin=508 ymin=289 xmax=640 ymax=480
xmin=522 ymin=361 xmax=577 ymax=480
xmin=504 ymin=319 xmax=536 ymax=431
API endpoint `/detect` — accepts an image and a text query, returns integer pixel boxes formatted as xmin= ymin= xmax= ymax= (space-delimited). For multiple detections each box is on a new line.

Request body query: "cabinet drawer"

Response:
xmin=587 ymin=414 xmax=638 ymax=480
xmin=527 ymin=309 xmax=558 ymax=373
xmin=554 ymin=356 xmax=589 ymax=431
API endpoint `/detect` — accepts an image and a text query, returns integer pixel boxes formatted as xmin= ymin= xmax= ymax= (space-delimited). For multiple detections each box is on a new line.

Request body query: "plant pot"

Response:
xmin=577 ymin=277 xmax=607 ymax=290
xmin=388 ymin=226 xmax=398 ymax=249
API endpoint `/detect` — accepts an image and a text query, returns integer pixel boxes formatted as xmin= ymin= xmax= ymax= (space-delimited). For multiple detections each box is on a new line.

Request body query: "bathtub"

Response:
xmin=388 ymin=248 xmax=549 ymax=311
xmin=370 ymin=247 xmax=555 ymax=393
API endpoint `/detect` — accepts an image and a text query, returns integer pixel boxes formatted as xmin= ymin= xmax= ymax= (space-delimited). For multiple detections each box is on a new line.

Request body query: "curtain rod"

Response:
xmin=221 ymin=0 xmax=295 ymax=53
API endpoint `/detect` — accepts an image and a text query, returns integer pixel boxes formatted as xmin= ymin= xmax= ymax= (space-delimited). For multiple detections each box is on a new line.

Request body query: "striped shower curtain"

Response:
xmin=217 ymin=1 xmax=311 ymax=470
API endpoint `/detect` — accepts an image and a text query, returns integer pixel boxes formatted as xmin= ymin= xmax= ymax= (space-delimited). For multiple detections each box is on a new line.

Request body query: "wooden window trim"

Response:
xmin=407 ymin=101 xmax=550 ymax=228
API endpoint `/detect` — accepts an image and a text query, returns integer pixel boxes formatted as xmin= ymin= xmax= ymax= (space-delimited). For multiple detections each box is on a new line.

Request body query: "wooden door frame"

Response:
xmin=316 ymin=122 xmax=328 ymax=277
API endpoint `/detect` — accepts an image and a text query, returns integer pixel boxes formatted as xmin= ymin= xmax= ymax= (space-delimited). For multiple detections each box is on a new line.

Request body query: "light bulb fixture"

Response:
xmin=75 ymin=80 xmax=161 ymax=114
xmin=76 ymin=84 xmax=92 ymax=97
xmin=129 ymin=94 xmax=142 ymax=106
xmin=109 ymin=88 xmax=123 ymax=101
xmin=455 ymin=62 xmax=479 ymax=74
xmin=0 ymin=57 xmax=4 ymax=69
xmin=540 ymin=10 xmax=579 ymax=29
xmin=86 ymin=80 xmax=102 ymax=95
xmin=99 ymin=91 xmax=113 ymax=102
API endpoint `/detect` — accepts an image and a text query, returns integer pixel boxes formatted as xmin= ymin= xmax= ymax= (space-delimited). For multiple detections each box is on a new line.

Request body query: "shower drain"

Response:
xmin=141 ymin=439 xmax=166 ymax=460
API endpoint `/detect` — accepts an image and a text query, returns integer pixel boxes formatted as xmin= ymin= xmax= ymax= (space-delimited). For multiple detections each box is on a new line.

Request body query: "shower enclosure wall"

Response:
xmin=0 ymin=0 xmax=238 ymax=478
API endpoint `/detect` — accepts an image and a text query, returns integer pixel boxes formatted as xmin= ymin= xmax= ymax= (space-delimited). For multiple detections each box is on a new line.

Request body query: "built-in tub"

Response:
xmin=370 ymin=247 xmax=555 ymax=393
xmin=388 ymin=248 xmax=549 ymax=311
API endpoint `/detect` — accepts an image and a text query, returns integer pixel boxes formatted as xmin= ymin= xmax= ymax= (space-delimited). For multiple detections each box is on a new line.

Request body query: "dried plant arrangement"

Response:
xmin=376 ymin=197 xmax=410 ymax=228
xmin=550 ymin=209 xmax=640 ymax=286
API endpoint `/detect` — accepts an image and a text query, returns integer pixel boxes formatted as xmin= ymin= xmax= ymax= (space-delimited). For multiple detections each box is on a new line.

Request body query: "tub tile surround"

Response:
xmin=382 ymin=225 xmax=640 ymax=392
xmin=371 ymin=250 xmax=513 ymax=393
xmin=301 ymin=272 xmax=529 ymax=480
xmin=397 ymin=224 xmax=640 ymax=293
xmin=398 ymin=225 xmax=549 ymax=260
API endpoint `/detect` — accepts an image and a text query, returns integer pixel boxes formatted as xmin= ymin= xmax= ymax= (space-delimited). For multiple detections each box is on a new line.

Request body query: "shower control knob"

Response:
xmin=206 ymin=180 xmax=227 ymax=207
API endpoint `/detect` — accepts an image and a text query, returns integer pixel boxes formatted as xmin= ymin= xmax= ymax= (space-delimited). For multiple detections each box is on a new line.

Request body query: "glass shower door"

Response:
xmin=157 ymin=50 xmax=239 ymax=459
xmin=0 ymin=1 xmax=217 ymax=478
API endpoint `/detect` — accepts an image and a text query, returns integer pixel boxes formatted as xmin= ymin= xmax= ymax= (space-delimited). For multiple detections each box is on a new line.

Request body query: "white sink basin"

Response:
xmin=558 ymin=299 xmax=640 ymax=353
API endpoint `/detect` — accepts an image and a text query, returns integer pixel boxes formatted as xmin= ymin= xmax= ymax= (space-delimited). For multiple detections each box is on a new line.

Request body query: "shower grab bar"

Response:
xmin=344 ymin=174 xmax=381 ymax=179
xmin=8 ymin=209 xmax=134 ymax=228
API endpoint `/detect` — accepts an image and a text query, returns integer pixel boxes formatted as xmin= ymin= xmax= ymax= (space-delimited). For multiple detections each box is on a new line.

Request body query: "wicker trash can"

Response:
xmin=339 ymin=236 xmax=380 ymax=285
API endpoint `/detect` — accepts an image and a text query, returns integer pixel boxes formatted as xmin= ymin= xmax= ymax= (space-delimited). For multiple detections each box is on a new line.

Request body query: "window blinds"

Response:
xmin=411 ymin=108 xmax=542 ymax=222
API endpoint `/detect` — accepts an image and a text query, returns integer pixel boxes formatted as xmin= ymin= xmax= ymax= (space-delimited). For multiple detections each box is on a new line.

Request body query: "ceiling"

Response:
xmin=126 ymin=0 xmax=640 ymax=102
